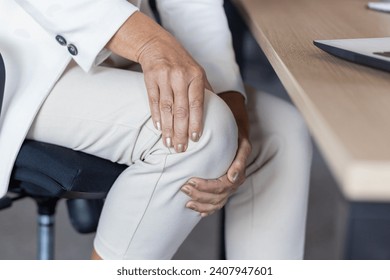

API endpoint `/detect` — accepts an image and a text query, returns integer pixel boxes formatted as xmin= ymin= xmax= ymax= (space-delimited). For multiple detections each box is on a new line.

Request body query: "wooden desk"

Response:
xmin=232 ymin=0 xmax=390 ymax=202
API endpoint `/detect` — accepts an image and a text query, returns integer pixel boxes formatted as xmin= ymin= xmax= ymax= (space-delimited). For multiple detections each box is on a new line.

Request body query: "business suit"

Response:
xmin=0 ymin=0 xmax=137 ymax=194
xmin=0 ymin=0 xmax=312 ymax=259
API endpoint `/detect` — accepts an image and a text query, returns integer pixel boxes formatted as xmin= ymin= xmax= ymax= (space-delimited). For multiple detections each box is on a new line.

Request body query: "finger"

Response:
xmin=172 ymin=79 xmax=189 ymax=153
xmin=159 ymin=83 xmax=174 ymax=147
xmin=200 ymin=211 xmax=216 ymax=218
xmin=181 ymin=184 xmax=226 ymax=204
xmin=186 ymin=198 xmax=227 ymax=215
xmin=227 ymin=139 xmax=251 ymax=184
xmin=185 ymin=177 xmax=233 ymax=195
xmin=144 ymin=77 xmax=161 ymax=131
xmin=188 ymin=76 xmax=204 ymax=142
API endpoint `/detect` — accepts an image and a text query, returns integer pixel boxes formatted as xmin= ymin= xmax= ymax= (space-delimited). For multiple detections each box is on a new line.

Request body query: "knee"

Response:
xmin=187 ymin=90 xmax=238 ymax=178
xmin=247 ymin=91 xmax=313 ymax=179
xmin=278 ymin=102 xmax=312 ymax=162
xmin=272 ymin=107 xmax=312 ymax=171
xmin=277 ymin=101 xmax=312 ymax=156
xmin=255 ymin=91 xmax=312 ymax=159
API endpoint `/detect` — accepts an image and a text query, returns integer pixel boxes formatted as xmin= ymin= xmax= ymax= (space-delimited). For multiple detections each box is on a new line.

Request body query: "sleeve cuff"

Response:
xmin=70 ymin=3 xmax=139 ymax=72
xmin=15 ymin=0 xmax=139 ymax=72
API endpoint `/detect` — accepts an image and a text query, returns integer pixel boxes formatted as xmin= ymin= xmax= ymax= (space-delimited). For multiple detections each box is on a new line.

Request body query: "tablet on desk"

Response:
xmin=313 ymin=37 xmax=390 ymax=72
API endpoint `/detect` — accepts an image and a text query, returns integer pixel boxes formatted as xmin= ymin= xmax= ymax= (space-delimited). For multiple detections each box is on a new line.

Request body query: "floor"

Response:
xmin=0 ymin=23 xmax=348 ymax=261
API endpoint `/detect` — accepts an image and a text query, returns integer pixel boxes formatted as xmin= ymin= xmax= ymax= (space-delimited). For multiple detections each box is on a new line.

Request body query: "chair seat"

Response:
xmin=10 ymin=140 xmax=127 ymax=199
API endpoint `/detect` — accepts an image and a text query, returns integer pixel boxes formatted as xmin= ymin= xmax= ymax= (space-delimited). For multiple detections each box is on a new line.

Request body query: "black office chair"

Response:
xmin=0 ymin=53 xmax=127 ymax=259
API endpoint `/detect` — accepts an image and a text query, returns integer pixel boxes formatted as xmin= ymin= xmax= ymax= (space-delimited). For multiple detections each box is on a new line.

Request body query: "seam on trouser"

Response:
xmin=92 ymin=123 xmax=165 ymax=259
xmin=249 ymin=175 xmax=255 ymax=259
xmin=35 ymin=111 xmax=148 ymax=130
xmin=121 ymin=150 xmax=170 ymax=258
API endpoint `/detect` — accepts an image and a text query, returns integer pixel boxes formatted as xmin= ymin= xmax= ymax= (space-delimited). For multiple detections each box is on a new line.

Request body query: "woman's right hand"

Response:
xmin=106 ymin=12 xmax=209 ymax=153
xmin=181 ymin=92 xmax=251 ymax=217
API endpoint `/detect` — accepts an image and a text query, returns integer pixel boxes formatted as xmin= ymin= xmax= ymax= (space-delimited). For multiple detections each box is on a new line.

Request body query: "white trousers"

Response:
xmin=27 ymin=62 xmax=312 ymax=259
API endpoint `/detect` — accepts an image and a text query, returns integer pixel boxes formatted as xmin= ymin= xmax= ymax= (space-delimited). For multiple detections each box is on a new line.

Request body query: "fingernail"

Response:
xmin=166 ymin=137 xmax=172 ymax=147
xmin=186 ymin=203 xmax=197 ymax=211
xmin=187 ymin=180 xmax=197 ymax=188
xmin=156 ymin=121 xmax=161 ymax=131
xmin=191 ymin=132 xmax=199 ymax=142
xmin=201 ymin=213 xmax=208 ymax=218
xmin=181 ymin=186 xmax=191 ymax=196
xmin=177 ymin=144 xmax=184 ymax=153
xmin=232 ymin=172 xmax=239 ymax=183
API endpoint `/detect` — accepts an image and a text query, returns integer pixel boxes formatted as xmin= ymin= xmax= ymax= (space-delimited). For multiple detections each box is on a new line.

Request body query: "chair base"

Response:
xmin=38 ymin=214 xmax=55 ymax=260
xmin=34 ymin=196 xmax=59 ymax=260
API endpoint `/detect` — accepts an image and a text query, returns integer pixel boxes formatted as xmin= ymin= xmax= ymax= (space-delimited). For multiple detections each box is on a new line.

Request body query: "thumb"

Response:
xmin=226 ymin=139 xmax=251 ymax=184
xmin=227 ymin=165 xmax=240 ymax=184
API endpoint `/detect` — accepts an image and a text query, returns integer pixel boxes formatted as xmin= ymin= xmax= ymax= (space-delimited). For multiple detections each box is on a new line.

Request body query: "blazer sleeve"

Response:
xmin=156 ymin=0 xmax=246 ymax=99
xmin=15 ymin=0 xmax=139 ymax=72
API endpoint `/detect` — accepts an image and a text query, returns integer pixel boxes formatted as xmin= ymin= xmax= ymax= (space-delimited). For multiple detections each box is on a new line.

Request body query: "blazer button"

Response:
xmin=55 ymin=35 xmax=67 ymax=46
xmin=67 ymin=44 xmax=78 ymax=56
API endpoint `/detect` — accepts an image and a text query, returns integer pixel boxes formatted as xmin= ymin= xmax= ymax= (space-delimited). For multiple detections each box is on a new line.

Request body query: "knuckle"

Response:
xmin=149 ymin=96 xmax=159 ymax=106
xmin=189 ymin=99 xmax=203 ymax=110
xmin=211 ymin=198 xmax=221 ymax=205
xmin=160 ymin=101 xmax=173 ymax=113
xmin=188 ymin=68 xmax=206 ymax=85
xmin=190 ymin=65 xmax=205 ymax=77
xmin=156 ymin=63 xmax=171 ymax=74
xmin=191 ymin=193 xmax=200 ymax=201
xmin=174 ymin=106 xmax=189 ymax=119
xmin=171 ymin=67 xmax=186 ymax=79
xmin=216 ymin=186 xmax=225 ymax=195
xmin=195 ymin=204 xmax=205 ymax=212
xmin=174 ymin=130 xmax=187 ymax=140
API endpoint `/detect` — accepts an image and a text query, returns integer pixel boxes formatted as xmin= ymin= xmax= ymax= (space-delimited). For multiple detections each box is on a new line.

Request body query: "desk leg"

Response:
xmin=344 ymin=202 xmax=390 ymax=259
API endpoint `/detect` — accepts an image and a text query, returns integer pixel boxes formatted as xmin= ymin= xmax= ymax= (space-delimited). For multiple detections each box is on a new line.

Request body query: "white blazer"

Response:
xmin=0 ymin=0 xmax=244 ymax=197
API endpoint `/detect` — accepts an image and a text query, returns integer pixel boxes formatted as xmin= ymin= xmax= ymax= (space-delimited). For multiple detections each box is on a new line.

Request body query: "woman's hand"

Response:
xmin=138 ymin=36 xmax=208 ymax=152
xmin=181 ymin=92 xmax=252 ymax=217
xmin=106 ymin=12 xmax=209 ymax=152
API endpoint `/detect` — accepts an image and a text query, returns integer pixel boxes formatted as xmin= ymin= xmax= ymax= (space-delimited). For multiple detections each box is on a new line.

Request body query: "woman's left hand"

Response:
xmin=180 ymin=91 xmax=252 ymax=217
